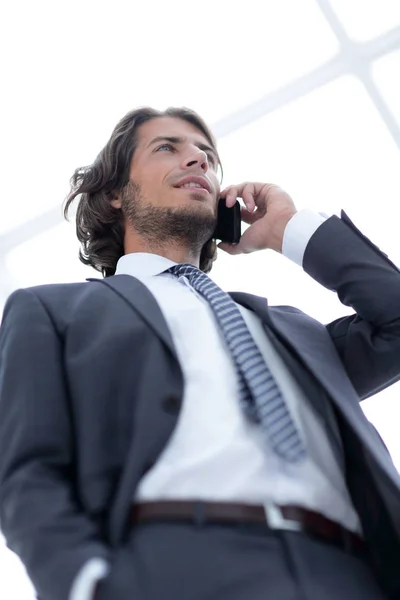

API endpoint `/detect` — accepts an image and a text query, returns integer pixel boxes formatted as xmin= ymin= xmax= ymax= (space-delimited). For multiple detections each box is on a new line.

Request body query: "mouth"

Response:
xmin=174 ymin=176 xmax=212 ymax=194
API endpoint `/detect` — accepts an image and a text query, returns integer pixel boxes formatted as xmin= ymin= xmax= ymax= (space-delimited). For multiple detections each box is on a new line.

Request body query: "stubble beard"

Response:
xmin=121 ymin=181 xmax=217 ymax=253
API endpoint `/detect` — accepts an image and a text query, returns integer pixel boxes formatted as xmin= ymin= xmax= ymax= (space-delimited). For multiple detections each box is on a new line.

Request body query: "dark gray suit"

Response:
xmin=1 ymin=213 xmax=400 ymax=600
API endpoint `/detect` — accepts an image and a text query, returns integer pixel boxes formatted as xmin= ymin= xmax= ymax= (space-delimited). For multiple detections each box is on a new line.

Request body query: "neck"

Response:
xmin=123 ymin=230 xmax=200 ymax=267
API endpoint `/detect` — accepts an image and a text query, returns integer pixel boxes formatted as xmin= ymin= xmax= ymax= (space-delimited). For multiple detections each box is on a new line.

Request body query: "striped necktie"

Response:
xmin=166 ymin=263 xmax=306 ymax=463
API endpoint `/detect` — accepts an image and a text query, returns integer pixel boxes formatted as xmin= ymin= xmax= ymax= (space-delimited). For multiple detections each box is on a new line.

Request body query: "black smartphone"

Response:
xmin=213 ymin=198 xmax=241 ymax=244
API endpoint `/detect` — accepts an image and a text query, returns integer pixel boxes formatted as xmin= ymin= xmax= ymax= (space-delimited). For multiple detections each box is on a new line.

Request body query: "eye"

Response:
xmin=156 ymin=143 xmax=174 ymax=153
xmin=206 ymin=152 xmax=217 ymax=167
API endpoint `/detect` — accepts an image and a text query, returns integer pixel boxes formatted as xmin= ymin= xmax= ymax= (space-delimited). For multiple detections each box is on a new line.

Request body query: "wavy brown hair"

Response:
xmin=64 ymin=107 xmax=222 ymax=277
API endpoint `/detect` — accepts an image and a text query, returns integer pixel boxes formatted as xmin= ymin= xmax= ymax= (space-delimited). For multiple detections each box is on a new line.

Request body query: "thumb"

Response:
xmin=217 ymin=241 xmax=244 ymax=255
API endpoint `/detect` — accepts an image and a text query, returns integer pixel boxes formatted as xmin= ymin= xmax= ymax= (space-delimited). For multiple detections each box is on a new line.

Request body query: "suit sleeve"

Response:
xmin=0 ymin=288 xmax=112 ymax=600
xmin=303 ymin=211 xmax=400 ymax=400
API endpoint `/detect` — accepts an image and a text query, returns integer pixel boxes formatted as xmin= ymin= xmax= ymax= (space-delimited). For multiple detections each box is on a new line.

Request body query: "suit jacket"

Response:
xmin=1 ymin=213 xmax=400 ymax=600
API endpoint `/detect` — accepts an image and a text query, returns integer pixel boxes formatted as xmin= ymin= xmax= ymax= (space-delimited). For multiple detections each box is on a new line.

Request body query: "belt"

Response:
xmin=130 ymin=501 xmax=366 ymax=557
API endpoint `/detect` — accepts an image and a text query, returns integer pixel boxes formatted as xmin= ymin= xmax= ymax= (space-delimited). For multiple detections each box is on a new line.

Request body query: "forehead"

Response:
xmin=136 ymin=116 xmax=211 ymax=147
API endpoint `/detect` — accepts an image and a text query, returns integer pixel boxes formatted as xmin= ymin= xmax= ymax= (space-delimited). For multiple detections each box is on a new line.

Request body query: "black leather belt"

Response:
xmin=130 ymin=500 xmax=366 ymax=557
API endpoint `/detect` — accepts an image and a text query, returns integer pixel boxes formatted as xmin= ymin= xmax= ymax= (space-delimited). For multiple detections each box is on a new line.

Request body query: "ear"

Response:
xmin=111 ymin=192 xmax=122 ymax=209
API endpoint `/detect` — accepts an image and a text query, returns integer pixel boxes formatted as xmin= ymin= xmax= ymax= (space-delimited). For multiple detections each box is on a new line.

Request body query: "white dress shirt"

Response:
xmin=70 ymin=210 xmax=361 ymax=600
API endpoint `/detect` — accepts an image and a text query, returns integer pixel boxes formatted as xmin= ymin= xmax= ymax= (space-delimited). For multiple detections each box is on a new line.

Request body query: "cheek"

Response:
xmin=134 ymin=172 xmax=159 ymax=195
xmin=210 ymin=174 xmax=221 ymax=198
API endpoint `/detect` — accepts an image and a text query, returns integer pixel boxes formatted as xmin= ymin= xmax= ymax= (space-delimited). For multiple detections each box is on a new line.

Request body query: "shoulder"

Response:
xmin=270 ymin=304 xmax=326 ymax=330
xmin=2 ymin=279 xmax=107 ymax=328
xmin=270 ymin=305 xmax=305 ymax=316
xmin=6 ymin=280 xmax=93 ymax=305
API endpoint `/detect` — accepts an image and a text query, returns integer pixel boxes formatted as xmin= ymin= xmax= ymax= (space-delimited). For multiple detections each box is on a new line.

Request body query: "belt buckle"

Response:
xmin=264 ymin=502 xmax=302 ymax=532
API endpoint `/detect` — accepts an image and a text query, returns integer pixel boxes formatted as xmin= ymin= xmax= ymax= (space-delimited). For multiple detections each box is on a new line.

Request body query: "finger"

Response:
xmin=226 ymin=182 xmax=256 ymax=212
xmin=219 ymin=187 xmax=229 ymax=198
xmin=241 ymin=207 xmax=260 ymax=224
xmin=224 ymin=187 xmax=239 ymax=208
xmin=220 ymin=183 xmax=243 ymax=198
xmin=220 ymin=183 xmax=247 ymax=207
xmin=241 ymin=184 xmax=256 ymax=212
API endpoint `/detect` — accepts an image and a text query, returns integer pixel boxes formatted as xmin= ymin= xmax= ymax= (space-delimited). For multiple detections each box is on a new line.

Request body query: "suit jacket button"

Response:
xmin=163 ymin=395 xmax=181 ymax=414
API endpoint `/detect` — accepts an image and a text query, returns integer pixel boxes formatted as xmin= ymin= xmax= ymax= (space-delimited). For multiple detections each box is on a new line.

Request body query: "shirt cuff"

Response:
xmin=282 ymin=209 xmax=328 ymax=266
xmin=69 ymin=557 xmax=110 ymax=600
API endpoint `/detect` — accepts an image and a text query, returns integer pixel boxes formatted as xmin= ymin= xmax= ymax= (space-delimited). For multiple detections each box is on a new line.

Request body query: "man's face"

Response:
xmin=118 ymin=116 xmax=221 ymax=251
xmin=130 ymin=116 xmax=220 ymax=212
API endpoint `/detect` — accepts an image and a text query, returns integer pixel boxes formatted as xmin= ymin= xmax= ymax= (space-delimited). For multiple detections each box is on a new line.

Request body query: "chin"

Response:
xmin=170 ymin=191 xmax=217 ymax=219
xmin=182 ymin=190 xmax=209 ymax=203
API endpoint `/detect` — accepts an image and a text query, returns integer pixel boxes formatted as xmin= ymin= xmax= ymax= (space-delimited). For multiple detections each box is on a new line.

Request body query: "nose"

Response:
xmin=184 ymin=147 xmax=209 ymax=173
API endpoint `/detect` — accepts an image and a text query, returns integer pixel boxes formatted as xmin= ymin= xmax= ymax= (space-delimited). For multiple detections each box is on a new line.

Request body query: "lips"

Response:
xmin=174 ymin=176 xmax=212 ymax=194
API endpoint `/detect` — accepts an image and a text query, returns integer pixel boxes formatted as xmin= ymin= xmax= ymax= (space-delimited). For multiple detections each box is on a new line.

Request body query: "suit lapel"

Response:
xmin=87 ymin=275 xmax=179 ymax=362
xmin=229 ymin=290 xmax=359 ymax=408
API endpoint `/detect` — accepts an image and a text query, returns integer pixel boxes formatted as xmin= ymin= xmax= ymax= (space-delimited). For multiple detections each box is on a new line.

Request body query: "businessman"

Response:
xmin=1 ymin=106 xmax=400 ymax=600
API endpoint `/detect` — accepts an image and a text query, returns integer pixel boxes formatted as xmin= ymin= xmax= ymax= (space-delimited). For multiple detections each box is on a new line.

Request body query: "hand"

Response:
xmin=218 ymin=182 xmax=297 ymax=255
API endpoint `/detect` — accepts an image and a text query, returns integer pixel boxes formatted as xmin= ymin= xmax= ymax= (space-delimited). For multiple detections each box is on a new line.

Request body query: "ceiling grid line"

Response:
xmin=1 ymin=4 xmax=400 ymax=301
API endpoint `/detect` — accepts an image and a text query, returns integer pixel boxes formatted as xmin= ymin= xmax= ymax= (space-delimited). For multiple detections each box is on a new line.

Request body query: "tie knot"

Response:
xmin=167 ymin=263 xmax=203 ymax=282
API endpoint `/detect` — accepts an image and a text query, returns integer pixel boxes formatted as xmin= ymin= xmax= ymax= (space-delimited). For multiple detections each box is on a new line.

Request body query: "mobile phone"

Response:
xmin=213 ymin=198 xmax=241 ymax=244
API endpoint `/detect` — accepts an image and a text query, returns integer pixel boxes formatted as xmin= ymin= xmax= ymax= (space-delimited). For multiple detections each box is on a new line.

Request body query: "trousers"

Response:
xmin=98 ymin=521 xmax=387 ymax=600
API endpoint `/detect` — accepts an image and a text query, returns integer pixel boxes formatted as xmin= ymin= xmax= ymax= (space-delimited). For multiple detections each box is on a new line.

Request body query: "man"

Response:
xmin=0 ymin=106 xmax=400 ymax=600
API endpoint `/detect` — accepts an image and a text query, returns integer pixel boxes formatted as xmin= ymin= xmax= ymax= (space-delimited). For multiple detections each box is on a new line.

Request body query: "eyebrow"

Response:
xmin=147 ymin=135 xmax=219 ymax=162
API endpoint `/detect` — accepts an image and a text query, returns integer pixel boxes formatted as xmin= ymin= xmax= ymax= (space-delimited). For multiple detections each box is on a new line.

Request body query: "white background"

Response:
xmin=1 ymin=1 xmax=400 ymax=597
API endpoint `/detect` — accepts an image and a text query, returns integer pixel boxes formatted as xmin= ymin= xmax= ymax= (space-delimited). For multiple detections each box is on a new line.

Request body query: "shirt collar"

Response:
xmin=115 ymin=252 xmax=178 ymax=281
